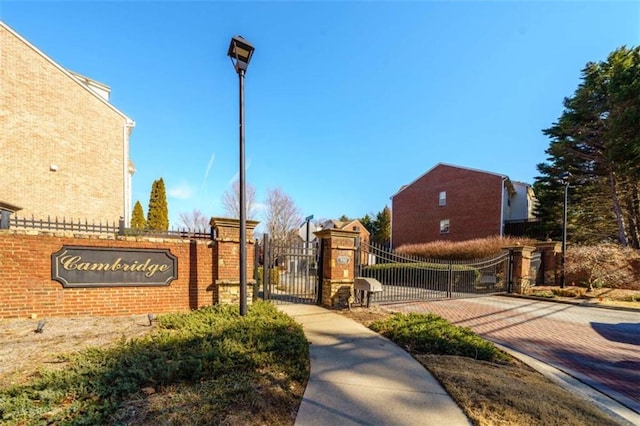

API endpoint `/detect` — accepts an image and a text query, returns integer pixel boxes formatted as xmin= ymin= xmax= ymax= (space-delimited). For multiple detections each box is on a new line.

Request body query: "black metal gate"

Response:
xmin=355 ymin=242 xmax=512 ymax=304
xmin=259 ymin=235 xmax=319 ymax=304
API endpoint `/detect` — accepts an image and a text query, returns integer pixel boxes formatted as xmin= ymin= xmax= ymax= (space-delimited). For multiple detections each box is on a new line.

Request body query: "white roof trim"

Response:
xmin=391 ymin=162 xmax=508 ymax=199
xmin=1 ymin=20 xmax=134 ymax=124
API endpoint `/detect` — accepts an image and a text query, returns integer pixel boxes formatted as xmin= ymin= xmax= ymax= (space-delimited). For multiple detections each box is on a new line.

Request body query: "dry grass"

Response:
xmin=0 ymin=314 xmax=153 ymax=386
xmin=526 ymin=286 xmax=640 ymax=309
xmin=0 ymin=304 xmax=307 ymax=425
xmin=566 ymin=243 xmax=640 ymax=290
xmin=340 ymin=307 xmax=623 ymax=426
xmin=396 ymin=236 xmax=538 ymax=260
xmin=3 ymin=297 xmax=637 ymax=425
xmin=419 ymin=355 xmax=620 ymax=426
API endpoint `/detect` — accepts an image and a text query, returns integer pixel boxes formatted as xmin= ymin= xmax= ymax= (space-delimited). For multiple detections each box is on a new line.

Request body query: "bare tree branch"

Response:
xmin=264 ymin=187 xmax=301 ymax=244
xmin=178 ymin=209 xmax=210 ymax=233
xmin=222 ymin=180 xmax=257 ymax=220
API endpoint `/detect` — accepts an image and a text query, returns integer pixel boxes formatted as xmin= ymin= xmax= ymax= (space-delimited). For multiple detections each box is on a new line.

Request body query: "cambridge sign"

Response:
xmin=52 ymin=246 xmax=178 ymax=288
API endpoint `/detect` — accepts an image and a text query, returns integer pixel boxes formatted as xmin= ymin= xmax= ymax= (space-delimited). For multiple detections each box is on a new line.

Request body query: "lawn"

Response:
xmin=1 ymin=299 xmax=631 ymax=425
xmin=0 ymin=302 xmax=308 ymax=425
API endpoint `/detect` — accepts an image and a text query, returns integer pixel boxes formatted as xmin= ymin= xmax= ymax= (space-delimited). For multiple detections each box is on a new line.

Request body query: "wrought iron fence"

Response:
xmin=504 ymin=219 xmax=558 ymax=240
xmin=4 ymin=214 xmax=211 ymax=240
xmin=259 ymin=236 xmax=319 ymax=304
xmin=356 ymin=242 xmax=511 ymax=303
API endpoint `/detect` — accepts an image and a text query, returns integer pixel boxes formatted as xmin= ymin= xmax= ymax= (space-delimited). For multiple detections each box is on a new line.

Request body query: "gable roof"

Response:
xmin=321 ymin=219 xmax=371 ymax=236
xmin=391 ymin=162 xmax=508 ymax=199
xmin=1 ymin=20 xmax=134 ymax=124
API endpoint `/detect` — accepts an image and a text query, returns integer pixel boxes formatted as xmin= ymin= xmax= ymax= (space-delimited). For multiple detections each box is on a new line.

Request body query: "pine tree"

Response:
xmin=147 ymin=178 xmax=169 ymax=230
xmin=130 ymin=200 xmax=146 ymax=229
xmin=535 ymin=46 xmax=640 ymax=247
xmin=372 ymin=206 xmax=391 ymax=247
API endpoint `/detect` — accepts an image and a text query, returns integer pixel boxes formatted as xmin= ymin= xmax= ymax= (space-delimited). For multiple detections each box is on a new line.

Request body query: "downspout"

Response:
xmin=123 ymin=119 xmax=135 ymax=226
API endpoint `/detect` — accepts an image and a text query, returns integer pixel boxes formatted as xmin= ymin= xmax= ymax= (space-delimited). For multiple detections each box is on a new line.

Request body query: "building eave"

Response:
xmin=1 ymin=20 xmax=133 ymax=123
xmin=391 ymin=162 xmax=509 ymax=199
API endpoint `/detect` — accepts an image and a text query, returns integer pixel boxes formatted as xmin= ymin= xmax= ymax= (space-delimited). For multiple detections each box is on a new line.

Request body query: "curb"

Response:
xmin=500 ymin=293 xmax=640 ymax=313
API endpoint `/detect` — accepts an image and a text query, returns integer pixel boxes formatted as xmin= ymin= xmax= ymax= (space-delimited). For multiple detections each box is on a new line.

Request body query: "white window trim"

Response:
xmin=439 ymin=191 xmax=446 ymax=207
xmin=440 ymin=219 xmax=450 ymax=234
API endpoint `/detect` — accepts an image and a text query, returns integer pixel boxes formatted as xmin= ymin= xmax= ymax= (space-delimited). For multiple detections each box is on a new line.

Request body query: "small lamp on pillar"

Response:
xmin=227 ymin=35 xmax=255 ymax=316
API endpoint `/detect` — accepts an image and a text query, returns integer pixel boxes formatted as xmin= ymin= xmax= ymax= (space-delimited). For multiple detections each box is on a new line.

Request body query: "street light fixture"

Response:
xmin=560 ymin=171 xmax=571 ymax=289
xmin=228 ymin=35 xmax=255 ymax=316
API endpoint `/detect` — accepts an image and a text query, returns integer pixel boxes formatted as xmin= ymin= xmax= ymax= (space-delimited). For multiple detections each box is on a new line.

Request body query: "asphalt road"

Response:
xmin=383 ymin=296 xmax=640 ymax=418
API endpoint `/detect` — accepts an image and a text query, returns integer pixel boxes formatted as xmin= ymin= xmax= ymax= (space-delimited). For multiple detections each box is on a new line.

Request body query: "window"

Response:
xmin=439 ymin=191 xmax=446 ymax=206
xmin=440 ymin=219 xmax=450 ymax=234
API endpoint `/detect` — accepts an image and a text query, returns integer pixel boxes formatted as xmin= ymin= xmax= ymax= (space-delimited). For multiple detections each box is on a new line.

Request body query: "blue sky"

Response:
xmin=3 ymin=1 xmax=639 ymax=229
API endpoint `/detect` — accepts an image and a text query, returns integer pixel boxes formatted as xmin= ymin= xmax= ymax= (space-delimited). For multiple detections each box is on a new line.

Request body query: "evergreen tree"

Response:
xmin=369 ymin=206 xmax=391 ymax=247
xmin=535 ymin=46 xmax=640 ymax=247
xmin=359 ymin=214 xmax=375 ymax=234
xmin=130 ymin=200 xmax=146 ymax=229
xmin=147 ymin=178 xmax=169 ymax=230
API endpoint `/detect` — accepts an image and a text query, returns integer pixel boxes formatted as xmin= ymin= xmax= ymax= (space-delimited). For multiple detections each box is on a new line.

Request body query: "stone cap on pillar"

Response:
xmin=535 ymin=241 xmax=562 ymax=253
xmin=0 ymin=201 xmax=22 ymax=213
xmin=502 ymin=245 xmax=536 ymax=255
xmin=210 ymin=217 xmax=260 ymax=242
xmin=210 ymin=217 xmax=259 ymax=230
xmin=314 ymin=228 xmax=360 ymax=240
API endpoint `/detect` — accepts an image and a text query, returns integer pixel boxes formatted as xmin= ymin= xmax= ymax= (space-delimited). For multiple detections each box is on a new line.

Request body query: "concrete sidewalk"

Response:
xmin=278 ymin=304 xmax=471 ymax=426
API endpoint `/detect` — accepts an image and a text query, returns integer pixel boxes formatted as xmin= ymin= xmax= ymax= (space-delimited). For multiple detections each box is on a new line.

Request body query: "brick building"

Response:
xmin=391 ymin=163 xmax=536 ymax=248
xmin=0 ymin=21 xmax=135 ymax=224
xmin=321 ymin=219 xmax=371 ymax=247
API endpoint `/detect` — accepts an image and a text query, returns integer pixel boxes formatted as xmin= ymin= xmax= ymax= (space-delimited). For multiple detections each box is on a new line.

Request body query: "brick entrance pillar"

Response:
xmin=315 ymin=228 xmax=358 ymax=308
xmin=210 ymin=217 xmax=259 ymax=306
xmin=535 ymin=241 xmax=562 ymax=286
xmin=504 ymin=245 xmax=536 ymax=294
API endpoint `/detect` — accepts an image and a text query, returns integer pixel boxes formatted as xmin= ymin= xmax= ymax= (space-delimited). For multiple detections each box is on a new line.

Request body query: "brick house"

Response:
xmin=321 ymin=219 xmax=371 ymax=247
xmin=0 ymin=21 xmax=136 ymax=224
xmin=391 ymin=163 xmax=536 ymax=248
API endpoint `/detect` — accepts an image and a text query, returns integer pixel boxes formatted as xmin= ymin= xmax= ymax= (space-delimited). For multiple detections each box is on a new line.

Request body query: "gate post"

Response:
xmin=210 ymin=217 xmax=260 ymax=306
xmin=503 ymin=245 xmax=536 ymax=294
xmin=314 ymin=228 xmax=359 ymax=308
xmin=535 ymin=241 xmax=562 ymax=286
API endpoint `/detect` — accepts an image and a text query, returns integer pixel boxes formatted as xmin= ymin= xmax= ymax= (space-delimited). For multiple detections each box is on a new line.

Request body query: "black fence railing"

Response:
xmin=355 ymin=242 xmax=511 ymax=303
xmin=8 ymin=215 xmax=120 ymax=233
xmin=503 ymin=219 xmax=558 ymax=240
xmin=4 ymin=214 xmax=212 ymax=240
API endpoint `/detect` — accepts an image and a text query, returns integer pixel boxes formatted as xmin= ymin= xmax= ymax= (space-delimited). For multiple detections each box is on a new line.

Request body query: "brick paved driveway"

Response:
xmin=384 ymin=296 xmax=640 ymax=415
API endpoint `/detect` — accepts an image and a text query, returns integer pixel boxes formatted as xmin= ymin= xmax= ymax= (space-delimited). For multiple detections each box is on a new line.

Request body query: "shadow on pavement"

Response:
xmin=591 ymin=322 xmax=640 ymax=345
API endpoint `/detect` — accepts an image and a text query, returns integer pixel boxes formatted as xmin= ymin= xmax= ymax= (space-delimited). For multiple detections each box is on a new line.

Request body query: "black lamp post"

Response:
xmin=228 ymin=35 xmax=255 ymax=316
xmin=560 ymin=171 xmax=571 ymax=289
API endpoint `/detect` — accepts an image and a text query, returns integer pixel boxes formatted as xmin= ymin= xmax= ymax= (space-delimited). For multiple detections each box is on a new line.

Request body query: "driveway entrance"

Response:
xmin=385 ymin=296 xmax=640 ymax=418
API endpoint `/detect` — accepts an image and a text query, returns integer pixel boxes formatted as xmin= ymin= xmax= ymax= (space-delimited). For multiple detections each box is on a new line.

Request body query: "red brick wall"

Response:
xmin=392 ymin=165 xmax=505 ymax=247
xmin=0 ymin=231 xmax=216 ymax=318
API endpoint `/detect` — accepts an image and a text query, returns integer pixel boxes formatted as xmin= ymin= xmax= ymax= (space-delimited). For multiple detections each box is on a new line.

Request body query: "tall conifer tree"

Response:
xmin=130 ymin=200 xmax=146 ymax=229
xmin=147 ymin=178 xmax=169 ymax=230
xmin=535 ymin=46 xmax=640 ymax=247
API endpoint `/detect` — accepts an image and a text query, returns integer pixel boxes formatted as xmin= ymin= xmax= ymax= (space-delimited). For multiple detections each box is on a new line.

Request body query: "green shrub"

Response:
xmin=0 ymin=302 xmax=308 ymax=425
xmin=256 ymin=266 xmax=280 ymax=286
xmin=362 ymin=262 xmax=480 ymax=288
xmin=369 ymin=312 xmax=510 ymax=363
